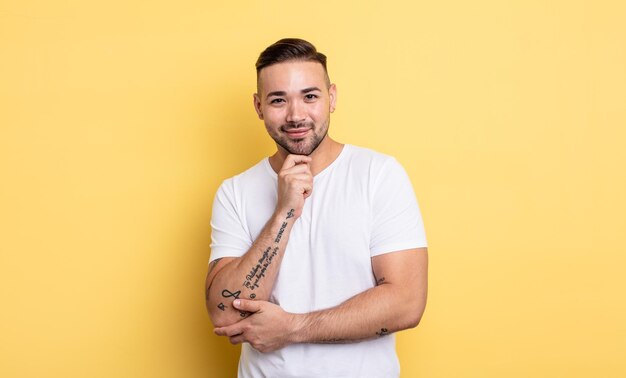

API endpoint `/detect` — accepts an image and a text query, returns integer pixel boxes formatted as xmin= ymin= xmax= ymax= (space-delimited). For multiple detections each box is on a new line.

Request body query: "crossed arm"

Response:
xmin=210 ymin=247 xmax=428 ymax=353
xmin=205 ymin=154 xmax=428 ymax=352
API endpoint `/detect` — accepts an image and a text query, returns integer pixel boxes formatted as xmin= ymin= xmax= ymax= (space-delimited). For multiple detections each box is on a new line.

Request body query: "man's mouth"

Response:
xmin=283 ymin=127 xmax=311 ymax=139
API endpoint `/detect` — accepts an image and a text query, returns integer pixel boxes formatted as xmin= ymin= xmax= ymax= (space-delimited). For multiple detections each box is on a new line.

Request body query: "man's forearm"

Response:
xmin=214 ymin=248 xmax=428 ymax=353
xmin=206 ymin=207 xmax=296 ymax=327
xmin=291 ymin=281 xmax=426 ymax=344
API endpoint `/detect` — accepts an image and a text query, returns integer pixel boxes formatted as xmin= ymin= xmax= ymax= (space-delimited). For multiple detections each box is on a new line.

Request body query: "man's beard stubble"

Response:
xmin=274 ymin=120 xmax=329 ymax=156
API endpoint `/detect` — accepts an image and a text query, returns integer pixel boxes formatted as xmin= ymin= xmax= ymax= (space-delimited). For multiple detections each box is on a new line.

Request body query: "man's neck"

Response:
xmin=269 ymin=137 xmax=344 ymax=176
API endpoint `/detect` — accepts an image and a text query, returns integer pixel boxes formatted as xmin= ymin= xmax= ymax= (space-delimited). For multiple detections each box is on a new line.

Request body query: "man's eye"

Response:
xmin=270 ymin=98 xmax=285 ymax=104
xmin=304 ymin=94 xmax=318 ymax=101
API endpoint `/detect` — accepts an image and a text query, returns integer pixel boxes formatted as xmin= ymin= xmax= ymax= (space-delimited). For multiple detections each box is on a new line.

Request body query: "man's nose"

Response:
xmin=286 ymin=100 xmax=306 ymax=123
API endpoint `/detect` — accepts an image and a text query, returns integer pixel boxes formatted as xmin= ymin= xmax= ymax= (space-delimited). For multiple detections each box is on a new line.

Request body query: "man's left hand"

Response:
xmin=213 ymin=299 xmax=301 ymax=353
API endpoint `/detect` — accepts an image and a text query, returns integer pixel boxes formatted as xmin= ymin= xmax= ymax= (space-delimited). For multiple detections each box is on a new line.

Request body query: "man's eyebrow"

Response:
xmin=266 ymin=87 xmax=322 ymax=98
xmin=302 ymin=87 xmax=321 ymax=93
xmin=266 ymin=91 xmax=287 ymax=98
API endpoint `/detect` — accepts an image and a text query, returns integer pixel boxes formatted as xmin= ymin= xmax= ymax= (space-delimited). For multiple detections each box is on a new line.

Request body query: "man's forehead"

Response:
xmin=258 ymin=61 xmax=327 ymax=95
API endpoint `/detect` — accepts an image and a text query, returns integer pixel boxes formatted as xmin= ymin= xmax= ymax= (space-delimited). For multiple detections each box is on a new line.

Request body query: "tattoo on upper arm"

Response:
xmin=376 ymin=328 xmax=390 ymax=337
xmin=376 ymin=276 xmax=386 ymax=285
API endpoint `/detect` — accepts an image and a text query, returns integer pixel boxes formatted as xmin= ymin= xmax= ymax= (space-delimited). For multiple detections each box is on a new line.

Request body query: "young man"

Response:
xmin=205 ymin=38 xmax=428 ymax=378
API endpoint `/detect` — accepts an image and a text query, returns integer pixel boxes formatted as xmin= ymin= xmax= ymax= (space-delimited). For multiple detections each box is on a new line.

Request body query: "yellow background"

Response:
xmin=1 ymin=1 xmax=625 ymax=377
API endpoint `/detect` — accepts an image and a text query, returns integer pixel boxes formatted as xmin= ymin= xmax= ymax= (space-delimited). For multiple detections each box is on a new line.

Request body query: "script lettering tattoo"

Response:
xmin=240 ymin=209 xmax=295 ymax=292
xmin=376 ymin=328 xmax=390 ymax=337
xmin=274 ymin=221 xmax=288 ymax=243
xmin=235 ymin=209 xmax=295 ymax=296
xmin=243 ymin=246 xmax=280 ymax=290
xmin=211 ymin=210 xmax=297 ymax=314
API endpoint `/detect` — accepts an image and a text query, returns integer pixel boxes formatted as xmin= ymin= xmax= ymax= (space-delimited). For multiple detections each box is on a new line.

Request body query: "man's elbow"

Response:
xmin=405 ymin=297 xmax=426 ymax=329
xmin=209 ymin=315 xmax=231 ymax=329
xmin=406 ymin=313 xmax=423 ymax=329
xmin=206 ymin=304 xmax=242 ymax=328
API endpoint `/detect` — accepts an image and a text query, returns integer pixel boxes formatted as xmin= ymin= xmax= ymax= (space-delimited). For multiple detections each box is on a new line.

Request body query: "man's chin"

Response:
xmin=281 ymin=141 xmax=315 ymax=156
xmin=276 ymin=132 xmax=326 ymax=156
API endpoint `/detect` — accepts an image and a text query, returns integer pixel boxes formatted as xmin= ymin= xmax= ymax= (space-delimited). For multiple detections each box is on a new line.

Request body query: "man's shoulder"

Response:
xmin=216 ymin=157 xmax=272 ymax=194
xmin=342 ymin=144 xmax=399 ymax=170
xmin=225 ymin=157 xmax=271 ymax=181
xmin=340 ymin=145 xmax=413 ymax=190
xmin=345 ymin=144 xmax=394 ymax=160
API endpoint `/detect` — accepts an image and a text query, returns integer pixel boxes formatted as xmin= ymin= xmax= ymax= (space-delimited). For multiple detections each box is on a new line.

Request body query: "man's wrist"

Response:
xmin=288 ymin=313 xmax=309 ymax=344
xmin=273 ymin=207 xmax=298 ymax=223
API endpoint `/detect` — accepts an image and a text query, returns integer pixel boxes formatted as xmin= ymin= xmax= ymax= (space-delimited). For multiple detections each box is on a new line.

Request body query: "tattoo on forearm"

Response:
xmin=241 ymin=209 xmax=294 ymax=292
xmin=243 ymin=246 xmax=279 ymax=290
xmin=221 ymin=289 xmax=241 ymax=299
xmin=273 ymin=209 xmax=294 ymax=244
xmin=215 ymin=209 xmax=295 ymax=313
xmin=206 ymin=258 xmax=224 ymax=293
xmin=274 ymin=221 xmax=288 ymax=243
xmin=376 ymin=328 xmax=390 ymax=337
xmin=208 ymin=258 xmax=223 ymax=276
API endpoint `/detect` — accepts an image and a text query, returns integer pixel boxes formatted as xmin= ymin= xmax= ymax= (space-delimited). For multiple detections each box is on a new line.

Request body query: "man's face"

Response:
xmin=254 ymin=61 xmax=336 ymax=156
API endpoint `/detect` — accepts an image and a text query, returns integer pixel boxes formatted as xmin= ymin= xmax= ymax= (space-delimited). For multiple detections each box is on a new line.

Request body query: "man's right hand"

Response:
xmin=276 ymin=155 xmax=313 ymax=220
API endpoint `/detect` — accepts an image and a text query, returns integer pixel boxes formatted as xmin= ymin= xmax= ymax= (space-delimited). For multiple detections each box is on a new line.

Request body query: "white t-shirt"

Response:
xmin=210 ymin=144 xmax=427 ymax=378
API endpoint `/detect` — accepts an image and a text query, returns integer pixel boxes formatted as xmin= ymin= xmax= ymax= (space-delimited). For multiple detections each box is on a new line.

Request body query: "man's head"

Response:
xmin=255 ymin=38 xmax=331 ymax=92
xmin=253 ymin=38 xmax=336 ymax=156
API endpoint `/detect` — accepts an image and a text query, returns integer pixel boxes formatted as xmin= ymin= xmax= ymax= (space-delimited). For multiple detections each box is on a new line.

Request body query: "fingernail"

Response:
xmin=234 ymin=299 xmax=240 ymax=307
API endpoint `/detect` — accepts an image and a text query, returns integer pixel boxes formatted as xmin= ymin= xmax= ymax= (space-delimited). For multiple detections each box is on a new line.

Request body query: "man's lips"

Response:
xmin=284 ymin=128 xmax=311 ymax=139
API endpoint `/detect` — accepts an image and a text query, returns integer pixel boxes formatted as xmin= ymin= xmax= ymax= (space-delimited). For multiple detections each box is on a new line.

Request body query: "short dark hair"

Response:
xmin=255 ymin=38 xmax=330 ymax=88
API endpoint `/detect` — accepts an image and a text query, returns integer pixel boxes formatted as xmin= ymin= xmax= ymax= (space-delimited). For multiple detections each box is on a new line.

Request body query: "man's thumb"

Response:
xmin=233 ymin=298 xmax=261 ymax=312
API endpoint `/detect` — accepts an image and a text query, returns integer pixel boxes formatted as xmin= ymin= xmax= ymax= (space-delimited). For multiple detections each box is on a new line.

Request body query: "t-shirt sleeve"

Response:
xmin=209 ymin=179 xmax=252 ymax=263
xmin=369 ymin=158 xmax=428 ymax=256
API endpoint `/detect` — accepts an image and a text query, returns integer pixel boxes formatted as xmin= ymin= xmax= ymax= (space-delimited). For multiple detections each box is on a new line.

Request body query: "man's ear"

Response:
xmin=329 ymin=84 xmax=337 ymax=113
xmin=253 ymin=93 xmax=264 ymax=120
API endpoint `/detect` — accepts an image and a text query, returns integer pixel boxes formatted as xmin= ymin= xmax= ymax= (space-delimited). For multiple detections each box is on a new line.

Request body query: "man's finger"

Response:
xmin=281 ymin=164 xmax=312 ymax=176
xmin=229 ymin=335 xmax=245 ymax=345
xmin=233 ymin=298 xmax=263 ymax=313
xmin=282 ymin=154 xmax=312 ymax=169
xmin=303 ymin=186 xmax=313 ymax=199
xmin=214 ymin=324 xmax=243 ymax=337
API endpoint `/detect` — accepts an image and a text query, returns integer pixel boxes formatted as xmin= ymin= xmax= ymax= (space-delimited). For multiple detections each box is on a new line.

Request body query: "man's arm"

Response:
xmin=205 ymin=155 xmax=313 ymax=327
xmin=214 ymin=247 xmax=428 ymax=352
